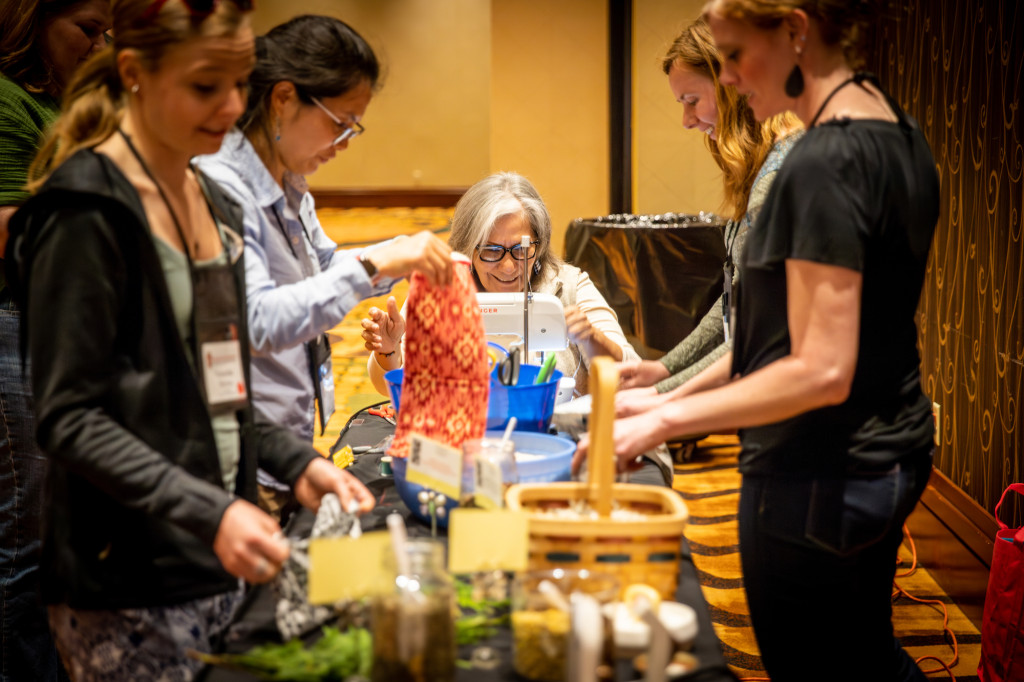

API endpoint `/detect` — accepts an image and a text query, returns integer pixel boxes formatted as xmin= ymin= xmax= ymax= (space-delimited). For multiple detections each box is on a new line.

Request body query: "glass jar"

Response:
xmin=511 ymin=568 xmax=619 ymax=681
xmin=461 ymin=437 xmax=518 ymax=508
xmin=371 ymin=538 xmax=456 ymax=682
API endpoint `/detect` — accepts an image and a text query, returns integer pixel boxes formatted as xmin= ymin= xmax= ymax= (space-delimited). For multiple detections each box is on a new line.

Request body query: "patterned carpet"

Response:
xmin=674 ymin=435 xmax=982 ymax=680
xmin=315 ymin=207 xmax=982 ymax=680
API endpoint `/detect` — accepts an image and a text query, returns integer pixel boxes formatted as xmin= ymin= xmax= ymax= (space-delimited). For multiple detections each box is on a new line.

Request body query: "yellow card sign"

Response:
xmin=307 ymin=531 xmax=393 ymax=605
xmin=447 ymin=509 xmax=529 ymax=574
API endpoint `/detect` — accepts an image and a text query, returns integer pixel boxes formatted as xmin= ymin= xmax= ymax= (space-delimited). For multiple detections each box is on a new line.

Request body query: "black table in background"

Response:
xmin=197 ymin=405 xmax=738 ymax=682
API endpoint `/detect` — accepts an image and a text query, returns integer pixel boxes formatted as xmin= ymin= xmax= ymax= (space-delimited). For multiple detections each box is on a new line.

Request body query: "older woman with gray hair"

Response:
xmin=363 ymin=173 xmax=672 ymax=486
xmin=364 ymin=171 xmax=639 ymax=398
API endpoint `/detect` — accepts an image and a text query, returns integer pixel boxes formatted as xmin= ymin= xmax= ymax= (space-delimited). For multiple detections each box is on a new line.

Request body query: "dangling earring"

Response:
xmin=274 ymin=118 xmax=281 ymax=142
xmin=784 ymin=64 xmax=804 ymax=98
xmin=785 ymin=38 xmax=806 ymax=98
xmin=533 ymin=261 xmax=541 ymax=275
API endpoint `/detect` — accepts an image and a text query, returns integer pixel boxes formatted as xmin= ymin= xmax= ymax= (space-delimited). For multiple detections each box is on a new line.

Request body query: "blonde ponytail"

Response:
xmin=28 ymin=46 xmax=123 ymax=191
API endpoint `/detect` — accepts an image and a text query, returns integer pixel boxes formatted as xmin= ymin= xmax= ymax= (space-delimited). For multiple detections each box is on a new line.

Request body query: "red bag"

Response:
xmin=978 ymin=483 xmax=1024 ymax=682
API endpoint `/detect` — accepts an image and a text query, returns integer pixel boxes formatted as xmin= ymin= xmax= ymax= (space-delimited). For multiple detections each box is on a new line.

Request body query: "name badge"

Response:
xmin=200 ymin=339 xmax=248 ymax=406
xmin=319 ymin=360 xmax=335 ymax=422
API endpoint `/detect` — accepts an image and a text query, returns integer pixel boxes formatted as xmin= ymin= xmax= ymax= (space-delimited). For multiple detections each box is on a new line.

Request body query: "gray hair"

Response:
xmin=448 ymin=172 xmax=562 ymax=286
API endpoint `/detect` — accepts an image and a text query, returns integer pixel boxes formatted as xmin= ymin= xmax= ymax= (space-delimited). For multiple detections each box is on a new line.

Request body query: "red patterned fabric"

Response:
xmin=389 ymin=262 xmax=489 ymax=458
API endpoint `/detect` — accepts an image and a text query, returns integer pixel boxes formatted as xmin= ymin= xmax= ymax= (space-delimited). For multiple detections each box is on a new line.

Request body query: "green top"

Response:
xmin=153 ymin=235 xmax=241 ymax=492
xmin=655 ymin=131 xmax=803 ymax=393
xmin=0 ymin=74 xmax=60 ymax=291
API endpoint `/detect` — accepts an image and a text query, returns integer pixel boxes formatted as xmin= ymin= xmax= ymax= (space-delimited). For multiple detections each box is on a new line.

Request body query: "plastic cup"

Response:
xmin=461 ymin=437 xmax=517 ymax=508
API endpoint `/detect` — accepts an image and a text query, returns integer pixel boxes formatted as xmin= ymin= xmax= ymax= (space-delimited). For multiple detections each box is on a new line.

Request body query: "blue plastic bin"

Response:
xmin=384 ymin=364 xmax=563 ymax=433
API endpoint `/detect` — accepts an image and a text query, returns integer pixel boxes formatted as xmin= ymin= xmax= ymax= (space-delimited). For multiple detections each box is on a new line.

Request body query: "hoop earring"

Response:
xmin=784 ymin=63 xmax=805 ymax=98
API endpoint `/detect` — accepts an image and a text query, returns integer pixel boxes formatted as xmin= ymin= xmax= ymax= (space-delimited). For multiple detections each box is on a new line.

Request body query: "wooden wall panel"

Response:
xmin=870 ymin=0 xmax=1024 ymax=527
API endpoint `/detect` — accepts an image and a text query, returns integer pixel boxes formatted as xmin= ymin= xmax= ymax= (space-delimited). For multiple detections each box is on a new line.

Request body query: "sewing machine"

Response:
xmin=476 ymin=292 xmax=568 ymax=353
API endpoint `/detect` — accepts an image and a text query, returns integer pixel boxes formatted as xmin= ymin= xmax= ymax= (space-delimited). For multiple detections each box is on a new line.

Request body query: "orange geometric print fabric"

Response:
xmin=388 ymin=262 xmax=490 ymax=459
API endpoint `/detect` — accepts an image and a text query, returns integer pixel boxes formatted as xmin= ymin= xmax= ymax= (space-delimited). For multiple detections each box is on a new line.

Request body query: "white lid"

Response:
xmin=604 ymin=601 xmax=699 ymax=649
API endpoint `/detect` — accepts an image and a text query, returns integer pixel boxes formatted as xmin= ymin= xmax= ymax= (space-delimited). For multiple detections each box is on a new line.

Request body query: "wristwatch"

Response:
xmin=358 ymin=253 xmax=378 ymax=279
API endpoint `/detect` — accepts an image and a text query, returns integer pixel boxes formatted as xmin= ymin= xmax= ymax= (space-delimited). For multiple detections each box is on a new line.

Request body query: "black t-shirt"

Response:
xmin=732 ymin=114 xmax=939 ymax=475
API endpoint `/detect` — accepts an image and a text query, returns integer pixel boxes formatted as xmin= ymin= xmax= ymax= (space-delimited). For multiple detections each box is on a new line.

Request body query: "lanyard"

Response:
xmin=269 ymin=204 xmax=316 ymax=278
xmin=119 ymin=129 xmax=234 ymax=264
xmin=268 ymin=191 xmax=335 ymax=434
xmin=120 ymin=129 xmax=249 ymax=414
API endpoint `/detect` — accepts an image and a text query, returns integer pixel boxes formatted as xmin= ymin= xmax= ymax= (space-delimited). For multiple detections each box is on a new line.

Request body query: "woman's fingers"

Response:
xmin=213 ymin=500 xmax=288 ymax=584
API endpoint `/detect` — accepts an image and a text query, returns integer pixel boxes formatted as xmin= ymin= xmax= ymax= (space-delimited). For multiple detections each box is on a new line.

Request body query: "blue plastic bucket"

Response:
xmin=384 ymin=364 xmax=563 ymax=433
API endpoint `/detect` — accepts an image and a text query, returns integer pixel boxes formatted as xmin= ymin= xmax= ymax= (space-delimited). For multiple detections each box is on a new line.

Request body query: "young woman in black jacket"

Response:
xmin=5 ymin=0 xmax=373 ymax=679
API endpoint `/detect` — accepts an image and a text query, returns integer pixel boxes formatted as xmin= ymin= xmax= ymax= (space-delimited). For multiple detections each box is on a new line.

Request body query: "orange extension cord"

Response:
xmin=738 ymin=525 xmax=959 ymax=682
xmin=894 ymin=524 xmax=959 ymax=680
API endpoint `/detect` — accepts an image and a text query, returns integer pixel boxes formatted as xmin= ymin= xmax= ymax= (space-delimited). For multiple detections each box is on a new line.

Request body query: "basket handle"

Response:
xmin=586 ymin=356 xmax=617 ymax=517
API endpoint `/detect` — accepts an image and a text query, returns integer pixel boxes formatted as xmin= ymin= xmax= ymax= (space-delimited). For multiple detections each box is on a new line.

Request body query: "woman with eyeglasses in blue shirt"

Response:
xmin=196 ymin=15 xmax=453 ymax=520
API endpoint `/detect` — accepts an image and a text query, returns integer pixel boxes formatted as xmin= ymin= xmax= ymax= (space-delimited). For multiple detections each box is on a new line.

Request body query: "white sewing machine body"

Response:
xmin=477 ymin=292 xmax=568 ymax=353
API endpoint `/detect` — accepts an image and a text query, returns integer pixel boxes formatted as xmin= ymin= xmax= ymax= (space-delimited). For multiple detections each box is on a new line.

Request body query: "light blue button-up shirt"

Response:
xmin=195 ymin=130 xmax=396 ymax=445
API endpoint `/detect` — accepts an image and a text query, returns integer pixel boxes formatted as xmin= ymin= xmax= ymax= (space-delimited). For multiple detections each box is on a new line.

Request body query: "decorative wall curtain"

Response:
xmin=870 ymin=0 xmax=1023 ymax=525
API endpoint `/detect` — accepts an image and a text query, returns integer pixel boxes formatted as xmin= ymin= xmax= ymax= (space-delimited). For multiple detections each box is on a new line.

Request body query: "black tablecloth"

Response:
xmin=197 ymin=404 xmax=737 ymax=682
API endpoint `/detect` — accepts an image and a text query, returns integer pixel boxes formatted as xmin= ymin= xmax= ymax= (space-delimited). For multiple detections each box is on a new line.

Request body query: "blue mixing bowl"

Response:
xmin=391 ymin=430 xmax=575 ymax=527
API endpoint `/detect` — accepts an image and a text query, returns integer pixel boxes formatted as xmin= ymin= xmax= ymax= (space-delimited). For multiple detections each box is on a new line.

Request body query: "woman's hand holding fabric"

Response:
xmin=213 ymin=499 xmax=289 ymax=584
xmin=293 ymin=456 xmax=375 ymax=515
xmin=361 ymin=296 xmax=405 ymax=354
xmin=371 ymin=231 xmax=453 ymax=287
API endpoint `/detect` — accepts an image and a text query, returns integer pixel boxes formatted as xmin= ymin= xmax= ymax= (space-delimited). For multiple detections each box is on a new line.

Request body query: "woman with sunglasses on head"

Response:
xmin=363 ymin=172 xmax=676 ymax=485
xmin=194 ymin=15 xmax=452 ymax=519
xmin=1 ymin=2 xmax=111 ymax=680
xmin=5 ymin=1 xmax=374 ymax=679
xmin=577 ymin=0 xmax=940 ymax=678
xmin=615 ymin=18 xmax=801 ymax=412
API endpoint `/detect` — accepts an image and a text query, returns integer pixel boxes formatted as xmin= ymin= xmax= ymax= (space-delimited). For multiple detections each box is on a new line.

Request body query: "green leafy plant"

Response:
xmin=453 ymin=576 xmax=510 ymax=646
xmin=192 ymin=626 xmax=372 ymax=681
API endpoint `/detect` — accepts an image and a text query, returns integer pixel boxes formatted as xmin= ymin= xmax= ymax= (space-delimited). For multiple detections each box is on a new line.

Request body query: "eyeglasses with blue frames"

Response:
xmin=475 ymin=240 xmax=539 ymax=263
xmin=310 ymin=97 xmax=365 ymax=146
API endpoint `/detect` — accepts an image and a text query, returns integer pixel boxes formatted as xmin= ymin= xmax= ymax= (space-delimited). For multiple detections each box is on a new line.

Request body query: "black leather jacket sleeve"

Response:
xmin=27 ymin=202 xmax=236 ymax=546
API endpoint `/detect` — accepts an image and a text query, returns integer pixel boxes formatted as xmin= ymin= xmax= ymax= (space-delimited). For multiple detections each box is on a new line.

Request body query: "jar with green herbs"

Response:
xmin=371 ymin=538 xmax=456 ymax=682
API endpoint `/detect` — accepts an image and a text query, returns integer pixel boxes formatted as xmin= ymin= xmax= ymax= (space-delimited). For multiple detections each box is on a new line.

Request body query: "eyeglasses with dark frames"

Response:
xmin=311 ymin=97 xmax=365 ymax=146
xmin=475 ymin=240 xmax=539 ymax=263
xmin=139 ymin=0 xmax=253 ymax=25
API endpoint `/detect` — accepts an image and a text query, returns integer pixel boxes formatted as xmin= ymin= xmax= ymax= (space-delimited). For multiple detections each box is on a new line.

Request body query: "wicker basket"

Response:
xmin=505 ymin=357 xmax=688 ymax=599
